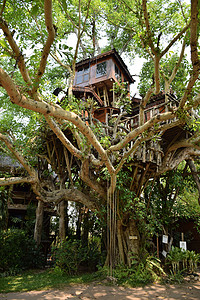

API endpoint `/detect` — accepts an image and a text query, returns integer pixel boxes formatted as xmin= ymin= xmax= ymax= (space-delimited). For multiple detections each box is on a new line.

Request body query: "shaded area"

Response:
xmin=1 ymin=281 xmax=200 ymax=300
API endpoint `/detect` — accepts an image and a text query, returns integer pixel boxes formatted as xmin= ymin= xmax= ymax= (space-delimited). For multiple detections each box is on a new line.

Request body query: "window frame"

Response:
xmin=76 ymin=66 xmax=90 ymax=84
xmin=96 ymin=61 xmax=107 ymax=78
xmin=115 ymin=64 xmax=121 ymax=81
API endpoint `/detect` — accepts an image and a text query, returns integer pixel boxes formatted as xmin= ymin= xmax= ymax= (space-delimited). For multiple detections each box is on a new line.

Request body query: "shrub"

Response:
xmin=114 ymin=254 xmax=165 ymax=286
xmin=166 ymin=247 xmax=200 ymax=275
xmin=0 ymin=229 xmax=45 ymax=275
xmin=52 ymin=239 xmax=101 ymax=275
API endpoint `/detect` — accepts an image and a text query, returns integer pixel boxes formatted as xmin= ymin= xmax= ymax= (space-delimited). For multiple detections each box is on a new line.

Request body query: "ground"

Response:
xmin=1 ymin=280 xmax=200 ymax=300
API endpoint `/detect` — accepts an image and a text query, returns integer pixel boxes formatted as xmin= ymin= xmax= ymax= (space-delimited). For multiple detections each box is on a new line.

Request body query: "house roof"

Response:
xmin=75 ymin=49 xmax=135 ymax=84
xmin=0 ymin=155 xmax=23 ymax=171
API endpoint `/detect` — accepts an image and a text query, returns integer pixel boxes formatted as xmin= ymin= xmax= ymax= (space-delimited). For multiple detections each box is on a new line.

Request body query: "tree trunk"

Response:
xmin=106 ymin=218 xmax=140 ymax=268
xmin=58 ymin=200 xmax=66 ymax=242
xmin=76 ymin=204 xmax=83 ymax=240
xmin=34 ymin=200 xmax=44 ymax=246
xmin=117 ymin=219 xmax=140 ymax=267
xmin=82 ymin=209 xmax=90 ymax=246
xmin=65 ymin=201 xmax=69 ymax=237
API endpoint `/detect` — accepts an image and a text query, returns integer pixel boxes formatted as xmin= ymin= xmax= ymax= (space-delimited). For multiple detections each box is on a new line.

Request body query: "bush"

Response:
xmin=166 ymin=246 xmax=200 ymax=275
xmin=114 ymin=263 xmax=152 ymax=286
xmin=52 ymin=239 xmax=102 ymax=275
xmin=0 ymin=229 xmax=45 ymax=275
xmin=114 ymin=255 xmax=165 ymax=287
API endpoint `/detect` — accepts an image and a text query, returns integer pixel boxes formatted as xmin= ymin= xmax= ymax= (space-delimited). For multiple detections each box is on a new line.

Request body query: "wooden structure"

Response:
xmin=72 ymin=50 xmax=190 ymax=173
xmin=73 ymin=49 xmax=135 ymax=123
xmin=73 ymin=49 xmax=134 ymax=105
xmin=0 ymin=155 xmax=55 ymax=253
xmin=71 ymin=50 xmax=194 ymax=203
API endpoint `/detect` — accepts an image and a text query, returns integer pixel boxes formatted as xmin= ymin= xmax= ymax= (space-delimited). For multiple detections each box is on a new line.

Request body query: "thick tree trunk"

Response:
xmin=117 ymin=219 xmax=140 ymax=266
xmin=58 ymin=200 xmax=66 ymax=242
xmin=106 ymin=218 xmax=140 ymax=268
xmin=34 ymin=200 xmax=44 ymax=246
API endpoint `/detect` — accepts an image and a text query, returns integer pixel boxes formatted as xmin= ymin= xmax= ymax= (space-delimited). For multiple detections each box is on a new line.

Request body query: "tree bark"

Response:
xmin=34 ymin=200 xmax=44 ymax=246
xmin=187 ymin=159 xmax=200 ymax=204
xmin=107 ymin=218 xmax=140 ymax=267
xmin=123 ymin=219 xmax=140 ymax=266
xmin=58 ymin=200 xmax=66 ymax=242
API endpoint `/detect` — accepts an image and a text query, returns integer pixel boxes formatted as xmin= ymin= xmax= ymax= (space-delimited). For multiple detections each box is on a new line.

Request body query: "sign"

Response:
xmin=162 ymin=250 xmax=167 ymax=257
xmin=162 ymin=235 xmax=168 ymax=244
xmin=180 ymin=241 xmax=187 ymax=251
xmin=129 ymin=236 xmax=138 ymax=240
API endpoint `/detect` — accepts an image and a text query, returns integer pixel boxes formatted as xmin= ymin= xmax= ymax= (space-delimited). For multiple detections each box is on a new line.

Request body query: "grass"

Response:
xmin=0 ymin=269 xmax=100 ymax=293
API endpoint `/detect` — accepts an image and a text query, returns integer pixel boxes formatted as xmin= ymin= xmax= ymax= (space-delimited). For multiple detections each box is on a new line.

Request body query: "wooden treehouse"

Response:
xmin=73 ymin=49 xmax=134 ymax=122
xmin=72 ymin=49 xmax=192 ymax=185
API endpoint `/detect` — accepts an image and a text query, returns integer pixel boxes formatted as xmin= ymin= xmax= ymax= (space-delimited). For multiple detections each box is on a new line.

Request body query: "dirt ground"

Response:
xmin=1 ymin=280 xmax=200 ymax=300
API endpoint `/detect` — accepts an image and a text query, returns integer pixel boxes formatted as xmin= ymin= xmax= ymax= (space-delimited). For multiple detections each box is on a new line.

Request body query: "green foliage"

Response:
xmin=112 ymin=80 xmax=132 ymax=112
xmin=138 ymin=54 xmax=190 ymax=98
xmin=144 ymin=166 xmax=200 ymax=236
xmin=0 ymin=187 xmax=8 ymax=230
xmin=104 ymin=0 xmax=190 ymax=59
xmin=0 ymin=269 xmax=100 ymax=293
xmin=0 ymin=97 xmax=45 ymax=168
xmin=100 ymin=135 xmax=111 ymax=148
xmin=167 ymin=247 xmax=200 ymax=275
xmin=23 ymin=204 xmax=37 ymax=236
xmin=114 ymin=254 xmax=165 ymax=287
xmin=166 ymin=269 xmax=185 ymax=284
xmin=52 ymin=239 xmax=102 ymax=275
xmin=0 ymin=229 xmax=44 ymax=275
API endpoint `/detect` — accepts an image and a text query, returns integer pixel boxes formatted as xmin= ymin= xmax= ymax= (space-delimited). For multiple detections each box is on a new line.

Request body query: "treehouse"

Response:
xmin=73 ymin=49 xmax=173 ymax=128
xmin=50 ymin=50 xmax=194 ymax=199
xmin=72 ymin=50 xmax=191 ymax=173
xmin=73 ymin=48 xmax=135 ymax=123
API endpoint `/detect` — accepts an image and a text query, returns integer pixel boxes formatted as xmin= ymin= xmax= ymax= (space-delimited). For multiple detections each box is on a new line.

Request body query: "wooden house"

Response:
xmin=72 ymin=49 xmax=175 ymax=130
xmin=72 ymin=50 xmax=189 ymax=171
xmin=73 ymin=49 xmax=135 ymax=123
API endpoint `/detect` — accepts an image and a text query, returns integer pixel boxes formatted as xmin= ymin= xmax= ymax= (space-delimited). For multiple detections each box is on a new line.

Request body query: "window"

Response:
xmin=96 ymin=61 xmax=107 ymax=78
xmin=115 ymin=64 xmax=121 ymax=81
xmin=76 ymin=67 xmax=89 ymax=84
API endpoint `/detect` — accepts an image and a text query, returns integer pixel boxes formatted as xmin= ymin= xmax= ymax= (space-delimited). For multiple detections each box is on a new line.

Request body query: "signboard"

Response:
xmin=129 ymin=236 xmax=138 ymax=240
xmin=180 ymin=241 xmax=187 ymax=251
xmin=162 ymin=235 xmax=168 ymax=244
xmin=162 ymin=250 xmax=167 ymax=257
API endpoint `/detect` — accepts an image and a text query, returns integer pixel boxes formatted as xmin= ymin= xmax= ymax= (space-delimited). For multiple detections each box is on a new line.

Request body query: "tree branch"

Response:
xmin=158 ymin=148 xmax=200 ymax=175
xmin=0 ymin=17 xmax=32 ymax=88
xmin=0 ymin=176 xmax=36 ymax=186
xmin=0 ymin=0 xmax=6 ymax=17
xmin=109 ymin=110 xmax=176 ymax=152
xmin=161 ymin=22 xmax=190 ymax=57
xmin=80 ymin=159 xmax=106 ymax=198
xmin=45 ymin=115 xmax=83 ymax=160
xmin=139 ymin=86 xmax=155 ymax=125
xmin=142 ymin=0 xmax=157 ymax=55
xmin=0 ymin=133 xmax=38 ymax=178
xmin=0 ymin=68 xmax=115 ymax=175
xmin=39 ymin=186 xmax=98 ymax=210
xmin=31 ymin=0 xmax=55 ymax=95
